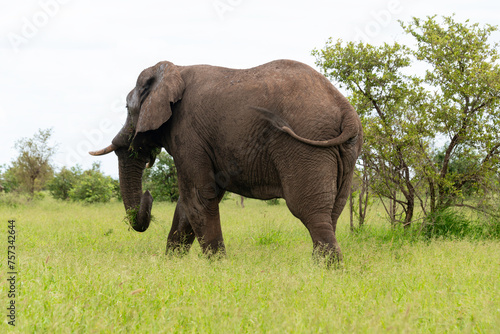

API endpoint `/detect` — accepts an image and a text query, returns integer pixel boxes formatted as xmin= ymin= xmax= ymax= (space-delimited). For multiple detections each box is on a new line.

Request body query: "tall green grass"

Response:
xmin=1 ymin=196 xmax=499 ymax=333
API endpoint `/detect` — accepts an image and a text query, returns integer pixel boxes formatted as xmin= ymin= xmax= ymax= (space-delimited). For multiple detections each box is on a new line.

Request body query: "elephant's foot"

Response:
xmin=198 ymin=238 xmax=226 ymax=259
xmin=305 ymin=220 xmax=343 ymax=268
xmin=166 ymin=203 xmax=196 ymax=256
xmin=166 ymin=234 xmax=196 ymax=256
xmin=312 ymin=242 xmax=343 ymax=269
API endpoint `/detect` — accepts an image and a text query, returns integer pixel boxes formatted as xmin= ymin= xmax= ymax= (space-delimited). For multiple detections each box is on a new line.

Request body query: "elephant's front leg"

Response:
xmin=180 ymin=183 xmax=226 ymax=256
xmin=166 ymin=202 xmax=196 ymax=255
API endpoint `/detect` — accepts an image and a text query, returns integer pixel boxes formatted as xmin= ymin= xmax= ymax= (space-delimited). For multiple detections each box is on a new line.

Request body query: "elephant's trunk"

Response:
xmin=118 ymin=153 xmax=153 ymax=232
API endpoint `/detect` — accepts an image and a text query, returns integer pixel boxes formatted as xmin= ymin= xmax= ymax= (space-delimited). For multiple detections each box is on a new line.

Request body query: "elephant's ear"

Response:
xmin=136 ymin=62 xmax=185 ymax=134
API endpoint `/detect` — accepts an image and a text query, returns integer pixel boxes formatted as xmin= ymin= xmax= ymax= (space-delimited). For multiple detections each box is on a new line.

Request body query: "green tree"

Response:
xmin=401 ymin=15 xmax=500 ymax=214
xmin=11 ymin=128 xmax=56 ymax=196
xmin=142 ymin=150 xmax=179 ymax=202
xmin=48 ymin=166 xmax=83 ymax=200
xmin=349 ymin=155 xmax=372 ymax=230
xmin=0 ymin=164 xmax=19 ymax=193
xmin=69 ymin=163 xmax=115 ymax=203
xmin=313 ymin=41 xmax=430 ymax=227
xmin=313 ymin=15 xmax=500 ymax=225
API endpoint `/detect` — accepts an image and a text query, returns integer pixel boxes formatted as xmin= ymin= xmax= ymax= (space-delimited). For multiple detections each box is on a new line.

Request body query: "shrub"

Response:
xmin=48 ymin=166 xmax=82 ymax=200
xmin=0 ymin=164 xmax=20 ymax=193
xmin=486 ymin=219 xmax=500 ymax=238
xmin=423 ymin=209 xmax=472 ymax=239
xmin=68 ymin=163 xmax=115 ymax=204
xmin=0 ymin=192 xmax=30 ymax=208
xmin=473 ymin=215 xmax=500 ymax=239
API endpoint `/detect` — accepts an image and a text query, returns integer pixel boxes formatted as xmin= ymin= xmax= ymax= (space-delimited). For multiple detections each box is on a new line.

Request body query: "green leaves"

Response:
xmin=68 ymin=163 xmax=115 ymax=204
xmin=48 ymin=166 xmax=82 ymax=200
xmin=313 ymin=15 xmax=500 ymax=224
xmin=313 ymin=40 xmax=412 ymax=106
xmin=314 ymin=37 xmax=429 ymax=225
xmin=50 ymin=163 xmax=116 ymax=204
xmin=10 ymin=128 xmax=56 ymax=196
xmin=405 ymin=16 xmax=500 ymax=213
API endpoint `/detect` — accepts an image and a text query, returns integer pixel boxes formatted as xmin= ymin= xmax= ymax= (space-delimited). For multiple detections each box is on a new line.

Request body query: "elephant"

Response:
xmin=90 ymin=59 xmax=362 ymax=263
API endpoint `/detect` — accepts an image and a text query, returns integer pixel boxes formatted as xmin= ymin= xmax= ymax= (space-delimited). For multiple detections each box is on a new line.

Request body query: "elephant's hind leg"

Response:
xmin=331 ymin=173 xmax=354 ymax=234
xmin=304 ymin=213 xmax=342 ymax=265
xmin=284 ymin=185 xmax=342 ymax=265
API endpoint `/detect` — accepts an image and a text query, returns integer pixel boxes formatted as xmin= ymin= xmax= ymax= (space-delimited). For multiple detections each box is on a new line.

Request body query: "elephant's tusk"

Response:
xmin=89 ymin=144 xmax=118 ymax=156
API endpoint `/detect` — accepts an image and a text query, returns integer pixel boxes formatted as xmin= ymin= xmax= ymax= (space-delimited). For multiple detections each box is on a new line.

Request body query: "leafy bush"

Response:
xmin=49 ymin=163 xmax=117 ymax=204
xmin=0 ymin=164 xmax=20 ymax=193
xmin=0 ymin=192 xmax=30 ymax=207
xmin=470 ymin=215 xmax=500 ymax=240
xmin=68 ymin=163 xmax=115 ymax=204
xmin=485 ymin=219 xmax=500 ymax=238
xmin=423 ymin=209 xmax=472 ymax=239
xmin=48 ymin=166 xmax=82 ymax=200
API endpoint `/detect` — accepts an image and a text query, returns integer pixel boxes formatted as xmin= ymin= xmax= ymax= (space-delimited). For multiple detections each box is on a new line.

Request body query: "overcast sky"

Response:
xmin=1 ymin=0 xmax=499 ymax=178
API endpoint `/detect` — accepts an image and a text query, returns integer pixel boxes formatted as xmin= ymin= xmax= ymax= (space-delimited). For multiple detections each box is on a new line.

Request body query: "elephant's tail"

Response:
xmin=251 ymin=106 xmax=361 ymax=148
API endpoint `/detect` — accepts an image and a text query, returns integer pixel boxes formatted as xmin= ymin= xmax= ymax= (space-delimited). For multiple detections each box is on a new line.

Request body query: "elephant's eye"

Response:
xmin=140 ymin=82 xmax=153 ymax=102
xmin=140 ymin=78 xmax=155 ymax=97
xmin=144 ymin=77 xmax=155 ymax=88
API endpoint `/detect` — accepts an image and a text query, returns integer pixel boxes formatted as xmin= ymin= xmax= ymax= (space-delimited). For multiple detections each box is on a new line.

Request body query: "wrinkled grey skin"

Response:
xmin=90 ymin=60 xmax=362 ymax=263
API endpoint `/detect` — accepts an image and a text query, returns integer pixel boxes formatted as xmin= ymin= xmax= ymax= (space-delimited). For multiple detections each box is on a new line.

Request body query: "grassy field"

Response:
xmin=1 ymin=195 xmax=499 ymax=333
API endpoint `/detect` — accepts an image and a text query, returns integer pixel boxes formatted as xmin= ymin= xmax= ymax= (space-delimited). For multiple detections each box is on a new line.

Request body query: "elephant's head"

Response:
xmin=89 ymin=61 xmax=185 ymax=232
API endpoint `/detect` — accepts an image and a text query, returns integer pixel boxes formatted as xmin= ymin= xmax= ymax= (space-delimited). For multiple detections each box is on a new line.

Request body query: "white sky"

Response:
xmin=1 ymin=0 xmax=499 ymax=178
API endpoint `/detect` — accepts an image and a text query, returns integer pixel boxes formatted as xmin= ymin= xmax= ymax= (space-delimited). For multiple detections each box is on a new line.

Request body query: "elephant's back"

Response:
xmin=179 ymin=60 xmax=357 ymax=142
xmin=249 ymin=60 xmax=355 ymax=142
